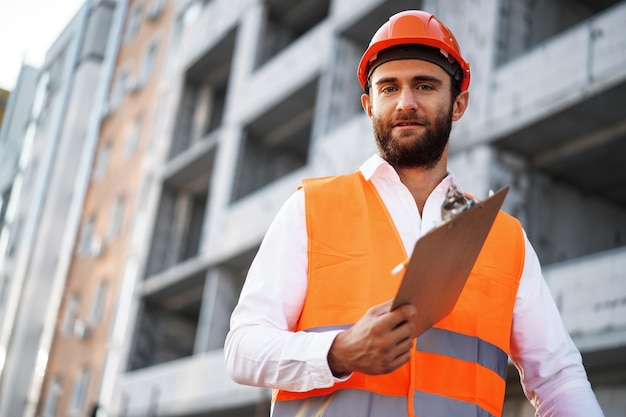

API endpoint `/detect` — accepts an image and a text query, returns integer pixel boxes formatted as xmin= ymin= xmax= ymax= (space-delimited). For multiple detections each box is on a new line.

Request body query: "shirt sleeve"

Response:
xmin=510 ymin=232 xmax=605 ymax=417
xmin=224 ymin=189 xmax=345 ymax=391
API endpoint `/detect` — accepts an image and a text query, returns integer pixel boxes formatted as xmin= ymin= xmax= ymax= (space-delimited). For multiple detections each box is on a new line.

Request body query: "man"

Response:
xmin=225 ymin=10 xmax=604 ymax=417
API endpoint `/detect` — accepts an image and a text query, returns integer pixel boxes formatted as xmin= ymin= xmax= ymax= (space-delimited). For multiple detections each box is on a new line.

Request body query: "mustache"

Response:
xmin=389 ymin=114 xmax=429 ymax=126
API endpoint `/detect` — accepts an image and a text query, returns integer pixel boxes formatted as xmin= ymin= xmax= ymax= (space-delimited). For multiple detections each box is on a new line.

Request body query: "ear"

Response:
xmin=361 ymin=93 xmax=373 ymax=118
xmin=451 ymin=90 xmax=469 ymax=122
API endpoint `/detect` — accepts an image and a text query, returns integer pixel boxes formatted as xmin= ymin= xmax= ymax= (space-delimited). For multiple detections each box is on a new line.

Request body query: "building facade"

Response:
xmin=1 ymin=0 xmax=624 ymax=416
xmin=0 ymin=1 xmax=117 ymax=416
xmin=35 ymin=0 xmax=176 ymax=416
xmin=0 ymin=65 xmax=39 ymax=261
xmin=0 ymin=64 xmax=40 ymax=393
xmin=108 ymin=0 xmax=626 ymax=416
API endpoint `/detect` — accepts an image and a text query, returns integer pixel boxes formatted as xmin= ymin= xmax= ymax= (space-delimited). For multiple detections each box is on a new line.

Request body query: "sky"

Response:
xmin=0 ymin=0 xmax=85 ymax=91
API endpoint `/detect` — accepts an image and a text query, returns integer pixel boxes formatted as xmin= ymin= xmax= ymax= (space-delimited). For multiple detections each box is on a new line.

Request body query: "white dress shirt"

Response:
xmin=224 ymin=154 xmax=604 ymax=416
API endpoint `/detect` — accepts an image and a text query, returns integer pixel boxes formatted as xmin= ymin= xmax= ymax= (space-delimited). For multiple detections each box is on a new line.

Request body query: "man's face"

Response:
xmin=361 ymin=59 xmax=466 ymax=169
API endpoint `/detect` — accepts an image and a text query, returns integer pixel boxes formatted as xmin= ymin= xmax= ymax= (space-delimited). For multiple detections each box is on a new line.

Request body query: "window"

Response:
xmin=6 ymin=218 xmax=21 ymax=256
xmin=141 ymin=40 xmax=159 ymax=83
xmin=255 ymin=0 xmax=330 ymax=69
xmin=203 ymin=84 xmax=227 ymax=136
xmin=124 ymin=116 xmax=143 ymax=157
xmin=147 ymin=0 xmax=166 ymax=21
xmin=37 ymin=104 xmax=49 ymax=128
xmin=495 ymin=0 xmax=622 ymax=65
xmin=148 ymin=98 xmax=166 ymax=150
xmin=77 ymin=216 xmax=95 ymax=255
xmin=32 ymin=71 xmax=49 ymax=118
xmin=92 ymin=142 xmax=111 ymax=181
xmin=46 ymin=50 xmax=66 ymax=95
xmin=42 ymin=377 xmax=63 ymax=417
xmin=165 ymin=15 xmax=184 ymax=77
xmin=69 ymin=367 xmax=91 ymax=414
xmin=110 ymin=68 xmax=129 ymax=109
xmin=232 ymin=77 xmax=317 ymax=201
xmin=0 ymin=189 xmax=10 ymax=228
xmin=90 ymin=280 xmax=108 ymax=323
xmin=108 ymin=195 xmax=126 ymax=238
xmin=169 ymin=28 xmax=235 ymax=158
xmin=62 ymin=294 xmax=79 ymax=336
xmin=124 ymin=3 xmax=144 ymax=43
xmin=131 ymin=177 xmax=152 ymax=246
xmin=0 ymin=274 xmax=8 ymax=317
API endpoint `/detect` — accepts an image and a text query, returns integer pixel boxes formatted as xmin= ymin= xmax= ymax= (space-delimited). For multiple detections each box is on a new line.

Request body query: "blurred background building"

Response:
xmin=0 ymin=89 xmax=9 ymax=127
xmin=0 ymin=0 xmax=118 ymax=415
xmin=0 ymin=0 xmax=624 ymax=416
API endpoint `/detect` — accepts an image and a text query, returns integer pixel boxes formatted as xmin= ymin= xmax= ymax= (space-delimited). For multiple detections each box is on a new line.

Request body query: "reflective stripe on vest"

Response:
xmin=275 ymin=172 xmax=524 ymax=417
xmin=413 ymin=390 xmax=497 ymax=417
xmin=306 ymin=325 xmax=508 ymax=381
xmin=272 ymin=388 xmax=499 ymax=417
xmin=413 ymin=327 xmax=507 ymax=417
xmin=283 ymin=325 xmax=506 ymax=417
xmin=273 ymin=389 xmax=407 ymax=417
xmin=417 ymin=327 xmax=508 ymax=380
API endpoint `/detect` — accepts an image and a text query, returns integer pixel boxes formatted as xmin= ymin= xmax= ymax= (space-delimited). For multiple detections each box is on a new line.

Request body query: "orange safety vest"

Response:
xmin=273 ymin=172 xmax=525 ymax=417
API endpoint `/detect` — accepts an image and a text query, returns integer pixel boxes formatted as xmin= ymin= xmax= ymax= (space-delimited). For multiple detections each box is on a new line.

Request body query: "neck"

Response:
xmin=395 ymin=159 xmax=448 ymax=215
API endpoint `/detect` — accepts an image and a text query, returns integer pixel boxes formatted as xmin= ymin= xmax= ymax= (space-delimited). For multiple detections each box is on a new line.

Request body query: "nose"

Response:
xmin=396 ymin=87 xmax=418 ymax=112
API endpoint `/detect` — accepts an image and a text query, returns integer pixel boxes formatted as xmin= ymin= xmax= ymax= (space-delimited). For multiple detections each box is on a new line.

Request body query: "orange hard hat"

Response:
xmin=358 ymin=10 xmax=470 ymax=92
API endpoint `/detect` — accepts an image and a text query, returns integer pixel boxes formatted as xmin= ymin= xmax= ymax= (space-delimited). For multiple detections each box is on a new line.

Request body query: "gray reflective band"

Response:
xmin=414 ymin=390 xmax=497 ymax=417
xmin=273 ymin=389 xmax=408 ymax=417
xmin=416 ymin=327 xmax=508 ymax=380
xmin=304 ymin=324 xmax=351 ymax=333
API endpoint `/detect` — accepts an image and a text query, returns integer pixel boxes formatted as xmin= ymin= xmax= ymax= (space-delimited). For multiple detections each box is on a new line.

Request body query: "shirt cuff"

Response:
xmin=308 ymin=329 xmax=352 ymax=386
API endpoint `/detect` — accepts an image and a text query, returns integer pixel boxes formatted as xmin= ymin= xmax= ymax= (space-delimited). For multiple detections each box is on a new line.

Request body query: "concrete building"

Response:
xmin=98 ymin=0 xmax=626 ymax=416
xmin=35 ymin=0 xmax=176 ymax=416
xmin=0 ymin=1 xmax=117 ymax=416
xmin=0 ymin=0 xmax=621 ymax=416
xmin=0 ymin=65 xmax=39 ymax=251
xmin=0 ymin=64 xmax=40 ymax=372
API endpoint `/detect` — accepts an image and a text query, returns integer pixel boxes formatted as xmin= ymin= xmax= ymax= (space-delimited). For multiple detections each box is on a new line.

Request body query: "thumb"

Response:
xmin=368 ymin=299 xmax=394 ymax=316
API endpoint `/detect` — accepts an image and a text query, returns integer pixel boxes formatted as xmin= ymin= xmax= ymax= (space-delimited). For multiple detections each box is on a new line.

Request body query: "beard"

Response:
xmin=373 ymin=104 xmax=453 ymax=169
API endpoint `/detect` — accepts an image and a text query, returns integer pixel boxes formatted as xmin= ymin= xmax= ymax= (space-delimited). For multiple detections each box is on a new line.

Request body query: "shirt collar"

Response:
xmin=359 ymin=154 xmax=464 ymax=196
xmin=359 ymin=154 xmax=394 ymax=181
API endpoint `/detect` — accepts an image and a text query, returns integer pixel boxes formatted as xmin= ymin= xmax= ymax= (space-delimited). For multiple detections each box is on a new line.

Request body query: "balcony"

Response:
xmin=544 ymin=245 xmax=626 ymax=369
xmin=120 ymin=350 xmax=269 ymax=416
xmin=482 ymin=1 xmax=626 ymax=207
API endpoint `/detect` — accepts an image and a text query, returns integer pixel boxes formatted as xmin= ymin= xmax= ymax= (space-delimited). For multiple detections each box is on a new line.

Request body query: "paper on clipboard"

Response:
xmin=391 ymin=187 xmax=509 ymax=337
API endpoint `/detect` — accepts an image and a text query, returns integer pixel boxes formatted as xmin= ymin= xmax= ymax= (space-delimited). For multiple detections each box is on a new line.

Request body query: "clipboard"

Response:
xmin=391 ymin=187 xmax=509 ymax=336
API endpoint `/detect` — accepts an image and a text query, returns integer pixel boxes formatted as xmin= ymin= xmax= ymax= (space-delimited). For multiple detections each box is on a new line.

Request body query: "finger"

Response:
xmin=391 ymin=320 xmax=416 ymax=342
xmin=391 ymin=350 xmax=411 ymax=368
xmin=377 ymin=304 xmax=416 ymax=330
xmin=380 ymin=345 xmax=412 ymax=373
xmin=395 ymin=303 xmax=417 ymax=318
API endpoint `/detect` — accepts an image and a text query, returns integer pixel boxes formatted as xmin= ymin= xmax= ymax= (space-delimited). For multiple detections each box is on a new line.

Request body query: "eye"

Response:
xmin=416 ymin=84 xmax=434 ymax=92
xmin=381 ymin=85 xmax=397 ymax=94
